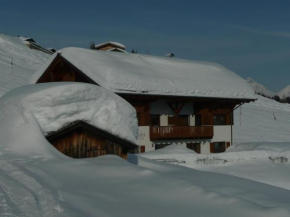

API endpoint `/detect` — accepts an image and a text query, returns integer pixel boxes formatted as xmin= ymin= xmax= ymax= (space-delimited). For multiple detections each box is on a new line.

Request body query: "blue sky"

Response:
xmin=1 ymin=0 xmax=290 ymax=92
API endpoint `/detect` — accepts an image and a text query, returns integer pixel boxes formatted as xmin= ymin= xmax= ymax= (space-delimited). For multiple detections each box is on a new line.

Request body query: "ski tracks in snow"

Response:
xmin=0 ymin=160 xmax=65 ymax=217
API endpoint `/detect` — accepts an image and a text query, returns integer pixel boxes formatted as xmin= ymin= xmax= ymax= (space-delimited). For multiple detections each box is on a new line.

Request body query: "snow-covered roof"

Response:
xmin=0 ymin=82 xmax=138 ymax=145
xmin=95 ymin=41 xmax=126 ymax=50
xmin=18 ymin=36 xmax=37 ymax=43
xmin=30 ymin=47 xmax=256 ymax=100
xmin=0 ymin=34 xmax=50 ymax=97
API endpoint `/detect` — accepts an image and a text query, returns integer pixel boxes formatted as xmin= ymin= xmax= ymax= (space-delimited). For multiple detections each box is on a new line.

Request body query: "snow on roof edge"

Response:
xmin=95 ymin=41 xmax=126 ymax=49
xmin=30 ymin=47 xmax=256 ymax=101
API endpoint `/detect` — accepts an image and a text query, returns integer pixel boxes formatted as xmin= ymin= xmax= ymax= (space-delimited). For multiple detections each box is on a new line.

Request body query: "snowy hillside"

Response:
xmin=0 ymin=34 xmax=50 ymax=97
xmin=278 ymin=85 xmax=290 ymax=99
xmin=2 ymin=85 xmax=290 ymax=217
xmin=246 ymin=77 xmax=275 ymax=98
xmin=233 ymin=94 xmax=290 ymax=143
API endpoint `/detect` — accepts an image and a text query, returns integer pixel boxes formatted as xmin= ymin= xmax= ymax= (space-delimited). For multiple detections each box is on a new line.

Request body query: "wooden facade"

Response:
xmin=37 ymin=55 xmax=96 ymax=84
xmin=94 ymin=42 xmax=126 ymax=52
xmin=46 ymin=121 xmax=137 ymax=159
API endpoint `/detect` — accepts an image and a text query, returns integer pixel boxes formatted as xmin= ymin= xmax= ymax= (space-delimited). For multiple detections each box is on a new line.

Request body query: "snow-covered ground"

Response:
xmin=0 ymin=83 xmax=290 ymax=216
xmin=0 ymin=34 xmax=50 ymax=97
xmin=233 ymin=94 xmax=290 ymax=143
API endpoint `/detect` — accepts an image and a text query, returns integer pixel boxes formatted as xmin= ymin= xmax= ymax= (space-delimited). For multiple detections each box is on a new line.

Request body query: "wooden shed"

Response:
xmin=46 ymin=121 xmax=138 ymax=159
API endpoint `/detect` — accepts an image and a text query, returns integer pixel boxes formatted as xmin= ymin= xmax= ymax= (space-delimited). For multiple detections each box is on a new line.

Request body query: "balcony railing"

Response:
xmin=150 ymin=126 xmax=214 ymax=140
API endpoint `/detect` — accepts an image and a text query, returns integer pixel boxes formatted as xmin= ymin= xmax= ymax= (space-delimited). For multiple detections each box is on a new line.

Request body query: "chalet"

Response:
xmin=30 ymin=47 xmax=256 ymax=154
xmin=94 ymin=41 xmax=127 ymax=53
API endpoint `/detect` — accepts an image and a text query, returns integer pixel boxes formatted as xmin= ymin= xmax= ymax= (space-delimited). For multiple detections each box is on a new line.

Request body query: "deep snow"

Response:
xmin=0 ymin=82 xmax=138 ymax=145
xmin=233 ymin=94 xmax=290 ymax=143
xmin=1 ymin=84 xmax=290 ymax=216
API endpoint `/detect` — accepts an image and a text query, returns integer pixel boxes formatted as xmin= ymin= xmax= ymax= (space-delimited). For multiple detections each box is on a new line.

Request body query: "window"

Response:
xmin=168 ymin=115 xmax=189 ymax=126
xmin=195 ymin=114 xmax=201 ymax=126
xmin=150 ymin=115 xmax=160 ymax=126
xmin=211 ymin=142 xmax=225 ymax=153
xmin=140 ymin=146 xmax=145 ymax=153
xmin=187 ymin=143 xmax=201 ymax=153
xmin=214 ymin=115 xmax=226 ymax=125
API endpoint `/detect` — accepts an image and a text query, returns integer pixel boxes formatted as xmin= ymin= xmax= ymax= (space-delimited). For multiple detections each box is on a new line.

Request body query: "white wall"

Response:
xmin=137 ymin=126 xmax=155 ymax=152
xmin=189 ymin=115 xmax=195 ymax=126
xmin=212 ymin=126 xmax=231 ymax=144
xmin=160 ymin=115 xmax=168 ymax=126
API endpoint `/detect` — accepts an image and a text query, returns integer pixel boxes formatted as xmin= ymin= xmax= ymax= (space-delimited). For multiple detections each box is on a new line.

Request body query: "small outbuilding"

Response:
xmin=94 ymin=41 xmax=127 ymax=53
xmin=46 ymin=121 xmax=137 ymax=159
xmin=1 ymin=83 xmax=139 ymax=159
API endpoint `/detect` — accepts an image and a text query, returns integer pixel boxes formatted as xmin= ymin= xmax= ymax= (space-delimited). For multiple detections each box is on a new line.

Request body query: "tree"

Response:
xmin=90 ymin=41 xmax=95 ymax=50
xmin=273 ymin=95 xmax=281 ymax=102
xmin=131 ymin=49 xmax=138 ymax=54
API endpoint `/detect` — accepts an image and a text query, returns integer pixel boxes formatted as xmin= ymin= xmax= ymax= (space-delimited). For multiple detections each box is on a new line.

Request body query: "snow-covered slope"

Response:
xmin=0 ymin=82 xmax=138 ymax=145
xmin=233 ymin=94 xmax=290 ymax=143
xmin=0 ymin=34 xmax=50 ymax=97
xmin=30 ymin=47 xmax=256 ymax=100
xmin=278 ymin=85 xmax=290 ymax=99
xmin=1 ymin=80 xmax=290 ymax=216
xmin=246 ymin=77 xmax=275 ymax=98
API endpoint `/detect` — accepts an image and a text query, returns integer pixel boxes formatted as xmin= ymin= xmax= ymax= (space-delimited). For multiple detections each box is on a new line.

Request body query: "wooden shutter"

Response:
xmin=196 ymin=143 xmax=201 ymax=154
xmin=210 ymin=143 xmax=214 ymax=153
xmin=140 ymin=146 xmax=145 ymax=153
xmin=226 ymin=142 xmax=230 ymax=148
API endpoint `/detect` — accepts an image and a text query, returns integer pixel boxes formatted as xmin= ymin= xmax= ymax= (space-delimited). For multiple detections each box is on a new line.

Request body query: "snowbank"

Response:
xmin=0 ymin=34 xmax=50 ymax=97
xmin=141 ymin=143 xmax=290 ymax=166
xmin=30 ymin=47 xmax=256 ymax=100
xmin=0 ymin=82 xmax=138 ymax=148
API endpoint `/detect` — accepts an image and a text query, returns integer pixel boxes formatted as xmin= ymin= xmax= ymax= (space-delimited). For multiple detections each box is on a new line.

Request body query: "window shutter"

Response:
xmin=210 ymin=143 xmax=214 ymax=153
xmin=226 ymin=142 xmax=230 ymax=148
xmin=140 ymin=146 xmax=145 ymax=153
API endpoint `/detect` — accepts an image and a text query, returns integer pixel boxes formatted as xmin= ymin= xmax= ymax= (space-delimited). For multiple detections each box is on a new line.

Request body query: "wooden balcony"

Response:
xmin=150 ymin=126 xmax=214 ymax=140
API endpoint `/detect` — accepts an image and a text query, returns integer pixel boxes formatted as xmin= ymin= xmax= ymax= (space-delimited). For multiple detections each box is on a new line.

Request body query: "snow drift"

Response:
xmin=0 ymin=82 xmax=138 ymax=148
